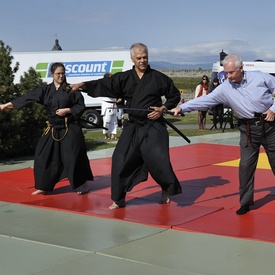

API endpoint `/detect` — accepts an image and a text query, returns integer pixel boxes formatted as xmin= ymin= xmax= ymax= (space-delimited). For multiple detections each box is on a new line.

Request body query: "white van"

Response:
xmin=211 ymin=51 xmax=275 ymax=82
xmin=11 ymin=50 xmax=132 ymax=128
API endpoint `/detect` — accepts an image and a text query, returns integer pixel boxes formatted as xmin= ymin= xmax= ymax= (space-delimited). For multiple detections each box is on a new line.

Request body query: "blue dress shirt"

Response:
xmin=180 ymin=71 xmax=275 ymax=119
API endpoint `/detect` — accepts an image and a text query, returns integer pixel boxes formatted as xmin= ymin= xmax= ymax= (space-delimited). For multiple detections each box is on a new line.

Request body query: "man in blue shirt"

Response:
xmin=171 ymin=54 xmax=275 ymax=215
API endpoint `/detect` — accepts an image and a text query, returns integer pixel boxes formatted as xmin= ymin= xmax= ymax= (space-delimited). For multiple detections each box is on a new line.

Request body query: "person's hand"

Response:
xmin=0 ymin=102 xmax=13 ymax=111
xmin=69 ymin=83 xmax=84 ymax=93
xmin=56 ymin=108 xmax=70 ymax=116
xmin=170 ymin=106 xmax=182 ymax=117
xmin=148 ymin=106 xmax=166 ymax=120
xmin=263 ymin=109 xmax=275 ymax=121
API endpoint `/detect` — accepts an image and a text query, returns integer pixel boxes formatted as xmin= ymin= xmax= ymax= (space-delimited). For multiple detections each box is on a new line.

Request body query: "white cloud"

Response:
xmin=149 ymin=40 xmax=275 ymax=65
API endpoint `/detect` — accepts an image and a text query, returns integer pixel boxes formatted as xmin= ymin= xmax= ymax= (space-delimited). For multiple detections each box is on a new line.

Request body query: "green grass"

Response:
xmin=84 ymin=130 xmax=123 ymax=151
xmin=84 ymin=112 xmax=238 ymax=151
xmin=166 ymin=112 xmax=197 ymax=124
xmin=171 ymin=77 xmax=202 ymax=90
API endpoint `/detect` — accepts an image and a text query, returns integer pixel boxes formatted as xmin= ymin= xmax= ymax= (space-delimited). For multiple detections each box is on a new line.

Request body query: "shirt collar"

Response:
xmin=230 ymin=71 xmax=247 ymax=88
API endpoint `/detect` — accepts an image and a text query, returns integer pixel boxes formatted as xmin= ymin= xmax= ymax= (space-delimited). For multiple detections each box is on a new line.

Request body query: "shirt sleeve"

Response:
xmin=84 ymin=76 xmax=121 ymax=98
xmin=11 ymin=86 xmax=45 ymax=110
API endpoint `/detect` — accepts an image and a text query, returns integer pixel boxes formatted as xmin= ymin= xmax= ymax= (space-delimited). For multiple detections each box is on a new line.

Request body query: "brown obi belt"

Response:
xmin=239 ymin=118 xmax=262 ymax=126
xmin=43 ymin=117 xmax=75 ymax=141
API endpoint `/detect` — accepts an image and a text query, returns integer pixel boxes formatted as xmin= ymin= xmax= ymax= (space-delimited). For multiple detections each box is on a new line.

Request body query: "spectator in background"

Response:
xmin=209 ymin=78 xmax=224 ymax=129
xmin=194 ymin=75 xmax=209 ymax=129
xmin=101 ymin=97 xmax=118 ymax=140
xmin=101 ymin=73 xmax=118 ymax=140
xmin=116 ymin=98 xmax=125 ymax=129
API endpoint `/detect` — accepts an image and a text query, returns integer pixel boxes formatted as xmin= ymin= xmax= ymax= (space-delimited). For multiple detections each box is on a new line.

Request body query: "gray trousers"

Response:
xmin=239 ymin=121 xmax=275 ymax=206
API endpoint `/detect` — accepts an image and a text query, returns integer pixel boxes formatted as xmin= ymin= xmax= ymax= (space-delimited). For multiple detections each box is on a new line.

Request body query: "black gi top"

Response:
xmin=84 ymin=65 xmax=180 ymax=120
xmin=12 ymin=83 xmax=85 ymax=123
xmin=84 ymin=65 xmax=182 ymax=202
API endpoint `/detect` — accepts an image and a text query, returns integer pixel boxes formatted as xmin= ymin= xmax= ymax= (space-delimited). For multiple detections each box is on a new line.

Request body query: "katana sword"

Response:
xmin=107 ymin=105 xmax=190 ymax=143
xmin=163 ymin=117 xmax=191 ymax=143
xmin=105 ymin=100 xmax=184 ymax=116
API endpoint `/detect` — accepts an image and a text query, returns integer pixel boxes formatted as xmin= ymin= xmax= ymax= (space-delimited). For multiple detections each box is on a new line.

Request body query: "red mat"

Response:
xmin=174 ymin=209 xmax=275 ymax=243
xmin=1 ymin=143 xmax=275 ymax=243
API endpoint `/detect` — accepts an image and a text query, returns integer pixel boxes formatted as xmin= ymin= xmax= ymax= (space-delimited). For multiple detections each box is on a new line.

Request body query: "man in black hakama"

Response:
xmin=70 ymin=43 xmax=182 ymax=208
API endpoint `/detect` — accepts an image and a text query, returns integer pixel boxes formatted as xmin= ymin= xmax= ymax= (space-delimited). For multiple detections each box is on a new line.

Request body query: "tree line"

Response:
xmin=0 ymin=40 xmax=47 ymax=159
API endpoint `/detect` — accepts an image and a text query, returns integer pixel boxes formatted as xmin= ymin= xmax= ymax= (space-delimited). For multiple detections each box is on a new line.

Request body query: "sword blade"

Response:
xmin=79 ymin=118 xmax=109 ymax=130
xmin=163 ymin=117 xmax=191 ymax=143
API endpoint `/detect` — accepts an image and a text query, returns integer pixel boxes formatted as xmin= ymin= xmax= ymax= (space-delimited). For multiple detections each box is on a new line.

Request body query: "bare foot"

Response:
xmin=109 ymin=200 xmax=126 ymax=209
xmin=109 ymin=202 xmax=120 ymax=209
xmin=32 ymin=190 xmax=46 ymax=195
xmin=110 ymin=135 xmax=117 ymax=140
xmin=159 ymin=190 xmax=171 ymax=204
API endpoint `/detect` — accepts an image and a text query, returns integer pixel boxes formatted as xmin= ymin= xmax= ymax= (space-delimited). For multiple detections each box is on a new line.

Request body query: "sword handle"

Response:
xmin=165 ymin=110 xmax=175 ymax=115
xmin=163 ymin=110 xmax=185 ymax=117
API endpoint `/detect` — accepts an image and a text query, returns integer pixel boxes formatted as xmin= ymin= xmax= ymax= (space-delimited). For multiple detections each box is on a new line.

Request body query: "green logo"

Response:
xmin=35 ymin=63 xmax=49 ymax=78
xmin=111 ymin=60 xmax=124 ymax=74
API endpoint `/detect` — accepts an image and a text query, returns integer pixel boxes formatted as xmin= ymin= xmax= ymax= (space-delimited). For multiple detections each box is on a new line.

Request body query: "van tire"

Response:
xmin=81 ymin=109 xmax=102 ymax=129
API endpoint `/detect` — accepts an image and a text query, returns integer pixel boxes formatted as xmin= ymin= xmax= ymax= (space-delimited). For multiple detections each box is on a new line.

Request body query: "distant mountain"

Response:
xmin=150 ymin=61 xmax=212 ymax=70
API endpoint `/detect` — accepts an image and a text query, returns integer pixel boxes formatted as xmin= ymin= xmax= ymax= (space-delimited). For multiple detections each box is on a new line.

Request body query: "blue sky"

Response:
xmin=2 ymin=0 xmax=275 ymax=66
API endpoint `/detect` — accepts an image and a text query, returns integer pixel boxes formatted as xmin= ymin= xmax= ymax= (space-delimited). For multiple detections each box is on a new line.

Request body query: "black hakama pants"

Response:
xmin=34 ymin=121 xmax=93 ymax=191
xmin=111 ymin=119 xmax=182 ymax=202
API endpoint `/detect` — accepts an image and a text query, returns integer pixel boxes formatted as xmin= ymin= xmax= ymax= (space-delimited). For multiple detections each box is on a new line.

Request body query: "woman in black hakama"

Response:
xmin=0 ymin=63 xmax=93 ymax=195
